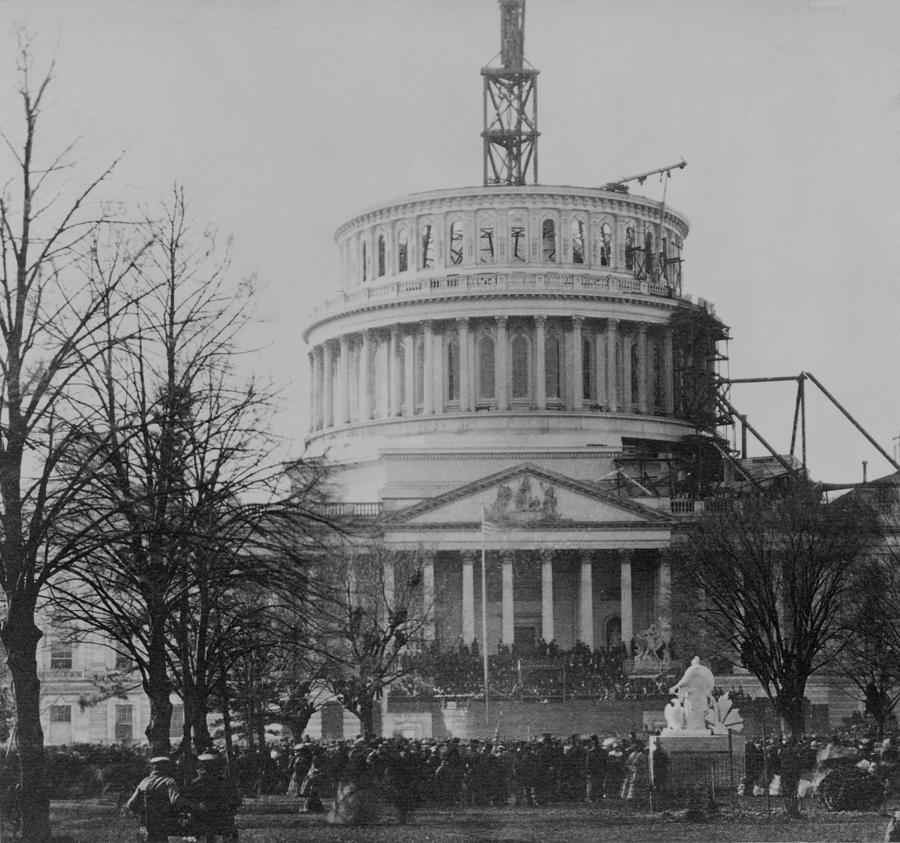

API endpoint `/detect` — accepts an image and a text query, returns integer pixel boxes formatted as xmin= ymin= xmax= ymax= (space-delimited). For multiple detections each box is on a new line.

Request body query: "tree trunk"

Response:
xmin=220 ymin=685 xmax=235 ymax=761
xmin=776 ymin=690 xmax=806 ymax=737
xmin=1 ymin=608 xmax=52 ymax=842
xmin=144 ymin=615 xmax=173 ymax=754
xmin=358 ymin=695 xmax=376 ymax=739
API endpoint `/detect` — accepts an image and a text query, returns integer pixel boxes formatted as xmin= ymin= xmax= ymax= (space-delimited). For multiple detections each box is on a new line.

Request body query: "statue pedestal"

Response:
xmin=650 ymin=732 xmax=745 ymax=798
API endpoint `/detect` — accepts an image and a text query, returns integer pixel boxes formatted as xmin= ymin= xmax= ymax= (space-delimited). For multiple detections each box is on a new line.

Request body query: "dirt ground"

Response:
xmin=47 ymin=795 xmax=891 ymax=843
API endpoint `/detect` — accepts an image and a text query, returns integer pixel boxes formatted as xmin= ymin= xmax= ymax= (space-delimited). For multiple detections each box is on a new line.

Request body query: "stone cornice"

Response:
xmin=386 ymin=520 xmax=673 ymax=532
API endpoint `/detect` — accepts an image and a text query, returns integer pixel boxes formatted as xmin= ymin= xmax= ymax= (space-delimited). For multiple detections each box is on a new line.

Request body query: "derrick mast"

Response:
xmin=482 ymin=0 xmax=539 ymax=186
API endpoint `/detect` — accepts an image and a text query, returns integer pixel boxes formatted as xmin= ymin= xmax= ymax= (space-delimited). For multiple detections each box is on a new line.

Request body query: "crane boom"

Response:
xmin=603 ymin=159 xmax=686 ymax=192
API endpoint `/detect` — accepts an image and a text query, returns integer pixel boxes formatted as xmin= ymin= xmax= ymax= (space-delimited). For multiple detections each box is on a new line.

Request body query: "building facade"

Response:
xmin=300 ymin=184 xmax=711 ymax=661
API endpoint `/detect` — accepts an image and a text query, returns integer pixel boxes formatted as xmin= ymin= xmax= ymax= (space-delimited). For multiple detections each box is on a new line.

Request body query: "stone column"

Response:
xmin=622 ymin=333 xmax=633 ymax=414
xmin=403 ymin=330 xmax=415 ymax=417
xmin=423 ymin=551 xmax=436 ymax=642
xmin=322 ymin=341 xmax=335 ymax=428
xmin=384 ymin=556 xmax=395 ymax=613
xmin=338 ymin=335 xmax=351 ymax=424
xmin=579 ymin=551 xmax=594 ymax=650
xmin=458 ymin=318 xmax=471 ymax=412
xmin=594 ymin=327 xmax=606 ymax=410
xmin=663 ymin=326 xmax=675 ymax=416
xmin=606 ymin=319 xmax=618 ymax=413
xmin=308 ymin=351 xmax=316 ymax=431
xmin=540 ymin=550 xmax=554 ymax=644
xmin=495 ymin=316 xmax=509 ymax=410
xmin=620 ymin=550 xmax=633 ymax=655
xmin=432 ymin=323 xmax=444 ymax=414
xmin=571 ymin=315 xmax=584 ymax=410
xmin=534 ymin=315 xmax=546 ymax=409
xmin=359 ymin=330 xmax=372 ymax=422
xmin=461 ymin=551 xmax=475 ymax=646
xmin=389 ymin=325 xmax=401 ymax=416
xmin=501 ymin=550 xmax=514 ymax=646
xmin=423 ymin=320 xmax=434 ymax=415
xmin=637 ymin=323 xmax=649 ymax=415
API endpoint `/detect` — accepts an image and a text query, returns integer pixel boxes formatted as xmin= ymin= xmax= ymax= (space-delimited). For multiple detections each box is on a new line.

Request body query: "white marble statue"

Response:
xmin=669 ymin=656 xmax=716 ymax=731
xmin=664 ymin=695 xmax=687 ymax=731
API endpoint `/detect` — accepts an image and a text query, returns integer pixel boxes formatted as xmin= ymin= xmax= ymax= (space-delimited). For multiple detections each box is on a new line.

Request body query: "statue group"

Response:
xmin=664 ymin=656 xmax=717 ymax=733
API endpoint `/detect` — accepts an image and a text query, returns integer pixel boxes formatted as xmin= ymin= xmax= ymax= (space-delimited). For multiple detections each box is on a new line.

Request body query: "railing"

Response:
xmin=309 ymin=269 xmax=679 ymax=320
xmin=316 ymin=502 xmax=383 ymax=518
xmin=40 ymin=668 xmax=87 ymax=679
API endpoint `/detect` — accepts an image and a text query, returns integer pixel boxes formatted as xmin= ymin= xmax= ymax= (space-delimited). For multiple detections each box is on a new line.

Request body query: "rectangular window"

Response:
xmin=115 ymin=651 xmax=133 ymax=671
xmin=479 ymin=225 xmax=495 ymax=263
xmin=50 ymin=645 xmax=73 ymax=670
xmin=115 ymin=704 xmax=134 ymax=741
xmin=50 ymin=705 xmax=71 ymax=723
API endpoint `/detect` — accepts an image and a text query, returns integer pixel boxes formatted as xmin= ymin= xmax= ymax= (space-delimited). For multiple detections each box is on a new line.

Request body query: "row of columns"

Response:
xmin=310 ymin=316 xmax=676 ymax=431
xmin=455 ymin=550 xmax=671 ymax=653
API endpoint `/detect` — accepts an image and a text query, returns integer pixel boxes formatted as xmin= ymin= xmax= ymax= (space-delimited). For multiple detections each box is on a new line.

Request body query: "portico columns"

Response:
xmin=606 ymin=319 xmax=619 ymax=413
xmin=534 ymin=315 xmax=546 ymax=409
xmin=432 ymin=323 xmax=444 ymax=414
xmin=620 ymin=550 xmax=633 ymax=655
xmin=637 ymin=323 xmax=649 ymax=414
xmin=457 ymin=318 xmax=471 ymax=412
xmin=461 ymin=551 xmax=475 ymax=646
xmin=657 ymin=556 xmax=671 ymax=623
xmin=495 ymin=316 xmax=509 ymax=411
xmin=571 ymin=316 xmax=584 ymax=410
xmin=579 ymin=551 xmax=594 ymax=649
xmin=423 ymin=321 xmax=434 ymax=415
xmin=322 ymin=341 xmax=335 ymax=428
xmin=540 ymin=550 xmax=554 ymax=644
xmin=501 ymin=550 xmax=514 ymax=646
xmin=389 ymin=326 xmax=401 ymax=417
xmin=359 ymin=330 xmax=372 ymax=421
xmin=423 ymin=551 xmax=436 ymax=642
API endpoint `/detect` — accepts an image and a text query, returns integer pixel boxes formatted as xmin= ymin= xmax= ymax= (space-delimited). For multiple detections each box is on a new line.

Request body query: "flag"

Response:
xmin=481 ymin=505 xmax=508 ymax=546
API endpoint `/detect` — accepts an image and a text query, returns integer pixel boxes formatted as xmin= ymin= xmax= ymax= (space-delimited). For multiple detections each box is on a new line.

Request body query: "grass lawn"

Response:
xmin=47 ymin=795 xmax=891 ymax=842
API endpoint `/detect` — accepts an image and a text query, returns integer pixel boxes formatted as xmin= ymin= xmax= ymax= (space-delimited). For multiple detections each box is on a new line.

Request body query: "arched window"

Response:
xmin=479 ymin=222 xmax=496 ymax=263
xmin=510 ymin=219 xmax=527 ymax=262
xmin=571 ymin=219 xmax=585 ymax=264
xmin=446 ymin=336 xmax=460 ymax=404
xmin=600 ymin=222 xmax=612 ymax=267
xmin=477 ymin=335 xmax=495 ymax=401
xmin=644 ymin=230 xmax=654 ymax=274
xmin=449 ymin=221 xmax=464 ymax=266
xmin=541 ymin=219 xmax=557 ymax=262
xmin=582 ymin=336 xmax=594 ymax=402
xmin=545 ymin=331 xmax=562 ymax=400
xmin=625 ymin=226 xmax=635 ymax=271
xmin=361 ymin=240 xmax=368 ymax=282
xmin=377 ymin=234 xmax=386 ymax=278
xmin=511 ymin=332 xmax=530 ymax=399
xmin=414 ymin=334 xmax=425 ymax=413
xmin=397 ymin=227 xmax=409 ymax=273
xmin=421 ymin=223 xmax=435 ymax=269
xmin=659 ymin=236 xmax=668 ymax=281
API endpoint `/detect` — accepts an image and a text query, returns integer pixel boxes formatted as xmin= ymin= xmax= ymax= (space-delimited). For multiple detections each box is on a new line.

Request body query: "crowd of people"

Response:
xmin=117 ymin=727 xmax=900 ymax=835
xmin=392 ymin=641 xmax=672 ymax=701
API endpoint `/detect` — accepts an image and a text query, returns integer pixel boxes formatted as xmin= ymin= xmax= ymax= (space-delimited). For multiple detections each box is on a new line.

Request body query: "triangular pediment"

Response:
xmin=389 ymin=463 xmax=673 ymax=527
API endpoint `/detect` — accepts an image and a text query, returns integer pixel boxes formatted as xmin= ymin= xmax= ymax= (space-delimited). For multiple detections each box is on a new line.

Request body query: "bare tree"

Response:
xmin=319 ymin=544 xmax=435 ymax=737
xmin=671 ymin=480 xmax=881 ymax=736
xmin=0 ymin=42 xmax=148 ymax=840
xmin=49 ymin=188 xmax=332 ymax=755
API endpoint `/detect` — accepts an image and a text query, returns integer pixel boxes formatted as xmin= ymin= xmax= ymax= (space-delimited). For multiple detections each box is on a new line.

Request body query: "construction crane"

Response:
xmin=602 ymin=158 xmax=687 ymax=193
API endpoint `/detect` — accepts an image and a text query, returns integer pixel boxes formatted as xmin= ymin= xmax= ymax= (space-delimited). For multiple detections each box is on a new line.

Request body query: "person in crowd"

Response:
xmin=126 ymin=756 xmax=192 ymax=843
xmin=185 ymin=751 xmax=242 ymax=842
xmin=326 ymin=738 xmax=379 ymax=825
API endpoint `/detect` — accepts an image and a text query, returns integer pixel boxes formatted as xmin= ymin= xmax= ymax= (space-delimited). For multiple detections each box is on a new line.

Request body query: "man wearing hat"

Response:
xmin=186 ymin=750 xmax=242 ymax=842
xmin=126 ymin=755 xmax=191 ymax=843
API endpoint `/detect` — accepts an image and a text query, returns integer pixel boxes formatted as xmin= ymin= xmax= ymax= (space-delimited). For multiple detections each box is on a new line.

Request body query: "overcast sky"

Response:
xmin=2 ymin=0 xmax=900 ymax=485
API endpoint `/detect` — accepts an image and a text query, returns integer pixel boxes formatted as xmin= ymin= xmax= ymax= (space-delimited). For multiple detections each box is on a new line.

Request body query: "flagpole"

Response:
xmin=481 ymin=506 xmax=490 ymax=726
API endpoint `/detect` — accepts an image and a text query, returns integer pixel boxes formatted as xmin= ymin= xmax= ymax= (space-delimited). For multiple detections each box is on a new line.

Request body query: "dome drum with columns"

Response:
xmin=298 ymin=183 xmax=721 ymax=663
